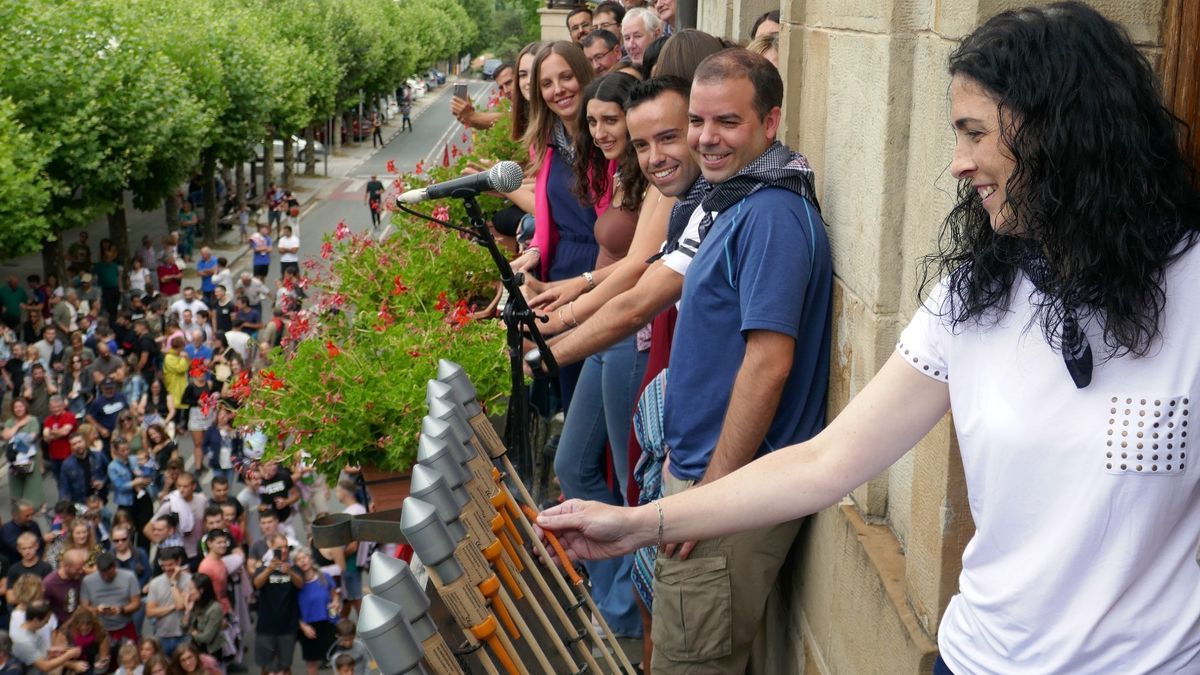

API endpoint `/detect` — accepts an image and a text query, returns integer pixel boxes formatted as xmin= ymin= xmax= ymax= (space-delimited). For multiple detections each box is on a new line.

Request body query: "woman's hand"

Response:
xmin=536 ymin=499 xmax=646 ymax=561
xmin=299 ymin=622 xmax=317 ymax=639
xmin=510 ymin=249 xmax=540 ymax=275
xmin=529 ymin=276 xmax=589 ymax=312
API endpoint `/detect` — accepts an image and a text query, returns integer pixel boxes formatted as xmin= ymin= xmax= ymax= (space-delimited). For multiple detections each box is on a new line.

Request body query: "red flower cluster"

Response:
xmin=390 ymin=275 xmax=409 ymax=296
xmin=435 ymin=291 xmax=451 ymax=312
xmin=261 ymin=370 xmax=285 ymax=391
xmin=334 ymin=220 xmax=350 ymax=240
xmin=376 ymin=301 xmax=395 ymax=332
xmin=229 ymin=370 xmax=251 ymax=400
xmin=386 ymin=160 xmax=396 ymax=173
xmin=188 ymin=358 xmax=207 ymax=378
xmin=320 ymin=241 xmax=333 ymax=259
xmin=324 ymin=340 xmax=340 ymax=358
xmin=415 ymin=160 xmax=425 ymax=175
xmin=450 ymin=299 xmax=472 ymax=329
xmin=432 ymin=205 xmax=451 ymax=222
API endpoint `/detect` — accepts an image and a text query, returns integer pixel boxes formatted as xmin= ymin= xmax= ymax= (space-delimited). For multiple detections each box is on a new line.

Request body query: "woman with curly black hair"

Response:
xmin=538 ymin=3 xmax=1200 ymax=672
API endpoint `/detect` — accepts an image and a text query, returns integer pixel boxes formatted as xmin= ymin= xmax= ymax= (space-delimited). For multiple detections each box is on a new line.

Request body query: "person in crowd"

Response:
xmin=277 ymin=225 xmax=300 ymax=278
xmin=201 ymin=408 xmax=240 ymax=486
xmin=235 ymin=469 xmax=264 ymax=549
xmin=294 ymin=549 xmax=339 ymax=675
xmin=8 ymin=574 xmax=50 ymax=636
xmin=170 ymin=640 xmax=221 ymax=675
xmin=156 ymin=252 xmax=183 ymax=304
xmin=593 ymin=1 xmax=627 ymax=37
xmin=139 ymin=638 xmax=164 ymax=666
xmin=2 ymin=398 xmax=42 ymax=510
xmin=23 ymin=361 xmax=55 ymax=419
xmin=181 ymin=372 xmax=217 ymax=473
xmin=0 ymin=503 xmax=43 ymax=568
xmin=195 ymin=529 xmax=231 ymax=616
xmin=331 ymin=653 xmax=354 ymax=675
xmin=325 ymin=620 xmax=368 ymax=675
xmin=169 ymin=288 xmax=208 ymax=329
xmin=81 ymin=552 xmax=142 ymax=644
xmin=2 ymin=534 xmax=50 ymax=604
xmin=582 ymin=31 xmax=623 ymax=76
xmin=11 ymin=601 xmax=87 ymax=674
xmin=638 ymin=35 xmax=669 ymax=78
xmin=252 ymin=534 xmax=302 ymax=675
xmin=85 ymin=377 xmax=129 ymax=451
xmin=750 ymin=9 xmax=780 ymax=38
xmin=265 ymin=183 xmax=285 ymax=235
xmin=183 ymin=573 xmax=225 ymax=661
xmin=111 ymin=524 xmax=151 ymax=628
xmin=60 ymin=432 xmax=108 ymax=506
xmin=59 ymin=606 xmax=112 ymax=675
xmin=503 ymin=41 xmax=599 ymax=410
xmin=543 ymin=4 xmax=1200 ymax=673
xmin=653 ymin=0 xmax=676 ymax=32
xmin=44 ymin=549 xmax=87 ymax=624
xmin=128 ymin=257 xmax=153 ymax=305
xmin=250 ymin=225 xmax=273 ymax=280
xmin=237 ymin=271 xmax=271 ymax=316
xmin=451 ymin=63 xmax=515 ymax=131
xmin=744 ymin=32 xmax=782 ymax=66
xmin=144 ymin=654 xmax=170 ymax=675
xmin=398 ymin=92 xmax=412 ymax=133
xmin=621 ymin=7 xmax=663 ymax=68
xmin=145 ymin=547 xmax=191 ymax=658
xmin=177 ymin=204 xmax=198 ymax=263
xmin=256 ymin=461 xmax=299 ymax=537
xmin=567 ymin=6 xmax=593 ymax=44
xmin=160 ymin=471 xmax=209 ymax=566
xmin=0 ymin=631 xmax=24 ymax=675
xmin=115 ymin=641 xmax=144 ymax=675
xmin=363 ymin=176 xmax=385 ymax=231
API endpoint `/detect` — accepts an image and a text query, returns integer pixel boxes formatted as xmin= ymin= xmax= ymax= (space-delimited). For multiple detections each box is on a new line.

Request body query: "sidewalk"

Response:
xmin=0 ymin=87 xmax=449 ymax=283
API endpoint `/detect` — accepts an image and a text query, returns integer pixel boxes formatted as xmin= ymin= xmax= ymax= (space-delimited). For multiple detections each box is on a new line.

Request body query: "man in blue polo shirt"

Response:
xmin=196 ymin=247 xmax=218 ymax=306
xmin=653 ymin=50 xmax=832 ymax=673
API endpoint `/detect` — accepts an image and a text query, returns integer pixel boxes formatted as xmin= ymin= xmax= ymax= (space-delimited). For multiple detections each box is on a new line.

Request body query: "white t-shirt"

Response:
xmin=212 ymin=268 xmax=234 ymax=296
xmin=278 ymin=235 xmax=300 ymax=263
xmin=128 ymin=268 xmax=151 ymax=294
xmin=661 ymin=203 xmax=711 ymax=277
xmin=169 ymin=298 xmax=208 ymax=325
xmin=899 ymin=245 xmax=1200 ymax=673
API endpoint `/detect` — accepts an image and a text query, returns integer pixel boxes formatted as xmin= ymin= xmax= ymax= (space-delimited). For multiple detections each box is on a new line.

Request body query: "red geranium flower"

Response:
xmin=435 ymin=291 xmax=451 ymax=312
xmin=324 ymin=340 xmax=340 ymax=358
xmin=390 ymin=275 xmax=409 ymax=296
xmin=432 ymin=205 xmax=451 ymax=222
xmin=320 ymin=241 xmax=333 ymax=259
xmin=334 ymin=220 xmax=350 ymax=240
xmin=414 ymin=160 xmax=425 ymax=175
xmin=189 ymin=358 xmax=207 ymax=378
xmin=386 ymin=160 xmax=396 ymax=173
xmin=261 ymin=371 xmax=285 ymax=391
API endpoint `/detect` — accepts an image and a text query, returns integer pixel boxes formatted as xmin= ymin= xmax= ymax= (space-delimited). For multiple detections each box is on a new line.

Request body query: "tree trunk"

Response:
xmin=235 ymin=161 xmax=247 ymax=209
xmin=107 ymin=199 xmax=130 ymax=264
xmin=263 ymin=129 xmax=276 ymax=196
xmin=282 ymin=135 xmax=294 ymax=190
xmin=200 ymin=149 xmax=218 ymax=245
xmin=304 ymin=125 xmax=317 ymax=176
xmin=333 ymin=115 xmax=343 ymax=153
xmin=164 ymin=192 xmax=181 ymax=234
xmin=41 ymin=235 xmax=65 ymax=284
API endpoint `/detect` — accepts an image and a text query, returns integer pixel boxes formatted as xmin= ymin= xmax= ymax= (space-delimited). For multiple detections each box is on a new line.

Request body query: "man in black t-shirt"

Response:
xmin=212 ymin=285 xmax=234 ymax=335
xmin=132 ymin=320 xmax=160 ymax=382
xmin=364 ymin=175 xmax=385 ymax=229
xmin=257 ymin=461 xmax=299 ymax=528
xmin=252 ymin=533 xmax=301 ymax=675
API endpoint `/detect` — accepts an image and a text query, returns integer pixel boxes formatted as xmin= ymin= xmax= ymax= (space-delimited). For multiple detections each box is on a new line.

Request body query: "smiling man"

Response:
xmin=656 ymin=49 xmax=830 ymax=673
xmin=621 ymin=7 xmax=662 ymax=67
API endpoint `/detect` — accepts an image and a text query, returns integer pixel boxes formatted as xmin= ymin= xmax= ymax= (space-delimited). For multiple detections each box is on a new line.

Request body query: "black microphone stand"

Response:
xmin=461 ymin=196 xmax=558 ymax=482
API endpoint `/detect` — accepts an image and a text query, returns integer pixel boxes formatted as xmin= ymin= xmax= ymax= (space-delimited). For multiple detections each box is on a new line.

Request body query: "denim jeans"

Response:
xmin=554 ymin=334 xmax=647 ymax=637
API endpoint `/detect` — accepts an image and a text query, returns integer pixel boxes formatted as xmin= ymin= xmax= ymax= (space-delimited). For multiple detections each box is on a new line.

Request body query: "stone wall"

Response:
xmin=696 ymin=1 xmax=1169 ymax=672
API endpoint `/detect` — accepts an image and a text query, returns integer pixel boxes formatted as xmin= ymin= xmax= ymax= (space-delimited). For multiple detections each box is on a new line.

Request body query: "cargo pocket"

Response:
xmin=652 ymin=554 xmax=732 ymax=662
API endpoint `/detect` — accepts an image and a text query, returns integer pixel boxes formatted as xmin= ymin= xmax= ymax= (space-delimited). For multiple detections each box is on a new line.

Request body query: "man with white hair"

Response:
xmin=238 ymin=272 xmax=270 ymax=316
xmin=622 ymin=7 xmax=663 ymax=67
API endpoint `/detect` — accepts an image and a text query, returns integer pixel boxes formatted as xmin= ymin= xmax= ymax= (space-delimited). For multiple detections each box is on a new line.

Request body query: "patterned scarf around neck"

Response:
xmin=1016 ymin=245 xmax=1093 ymax=388
xmin=657 ymin=141 xmax=818 ymax=258
xmin=549 ymin=119 xmax=577 ymax=167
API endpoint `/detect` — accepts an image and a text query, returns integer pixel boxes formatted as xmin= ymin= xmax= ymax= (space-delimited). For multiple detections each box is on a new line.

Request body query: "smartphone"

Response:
xmin=453 ymin=83 xmax=468 ymax=100
xmin=275 ymin=547 xmax=287 ymax=562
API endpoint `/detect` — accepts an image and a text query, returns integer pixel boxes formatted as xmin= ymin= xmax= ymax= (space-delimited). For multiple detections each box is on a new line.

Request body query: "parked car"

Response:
xmin=424 ymin=71 xmax=440 ymax=90
xmin=428 ymin=69 xmax=447 ymax=85
xmin=482 ymin=58 xmax=503 ymax=80
xmin=405 ymin=77 xmax=427 ymax=100
xmin=253 ymin=135 xmax=326 ymax=163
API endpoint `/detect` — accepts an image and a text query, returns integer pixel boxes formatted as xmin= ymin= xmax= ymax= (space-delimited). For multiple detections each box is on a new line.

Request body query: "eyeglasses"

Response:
xmin=589 ymin=44 xmax=620 ymax=65
xmin=595 ymin=21 xmax=619 ymax=32
xmin=569 ymin=20 xmax=592 ymax=35
xmin=112 ymin=538 xmax=128 ymax=543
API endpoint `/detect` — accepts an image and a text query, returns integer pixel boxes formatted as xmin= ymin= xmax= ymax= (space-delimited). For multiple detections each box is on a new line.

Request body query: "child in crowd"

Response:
xmin=326 ymin=620 xmax=370 ymax=675
xmin=115 ymin=641 xmax=143 ymax=675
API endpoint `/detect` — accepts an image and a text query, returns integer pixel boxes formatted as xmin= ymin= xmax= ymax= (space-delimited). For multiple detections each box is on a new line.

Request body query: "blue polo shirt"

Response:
xmin=663 ymin=187 xmax=832 ymax=482
xmin=196 ymin=257 xmax=218 ymax=292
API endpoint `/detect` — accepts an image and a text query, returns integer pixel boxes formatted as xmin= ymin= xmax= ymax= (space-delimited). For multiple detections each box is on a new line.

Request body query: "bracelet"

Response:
xmin=582 ymin=271 xmax=595 ymax=291
xmin=567 ymin=302 xmax=580 ymax=327
xmin=557 ymin=306 xmax=578 ymax=329
xmin=655 ymin=500 xmax=664 ymax=549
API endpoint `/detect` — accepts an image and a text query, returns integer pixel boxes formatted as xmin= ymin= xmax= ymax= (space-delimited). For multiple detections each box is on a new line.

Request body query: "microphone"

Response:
xmin=397 ymin=161 xmax=523 ymax=204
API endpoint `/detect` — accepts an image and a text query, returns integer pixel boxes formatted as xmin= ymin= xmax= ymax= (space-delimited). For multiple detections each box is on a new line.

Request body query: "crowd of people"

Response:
xmin=0 ymin=185 xmax=384 ymax=674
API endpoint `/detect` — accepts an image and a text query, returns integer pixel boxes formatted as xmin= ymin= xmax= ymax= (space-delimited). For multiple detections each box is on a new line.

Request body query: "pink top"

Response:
xmin=530 ymin=144 xmax=615 ymax=279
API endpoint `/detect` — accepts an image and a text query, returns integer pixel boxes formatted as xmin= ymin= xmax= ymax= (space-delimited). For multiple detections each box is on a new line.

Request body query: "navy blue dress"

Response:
xmin=545 ymin=147 xmax=599 ymax=410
